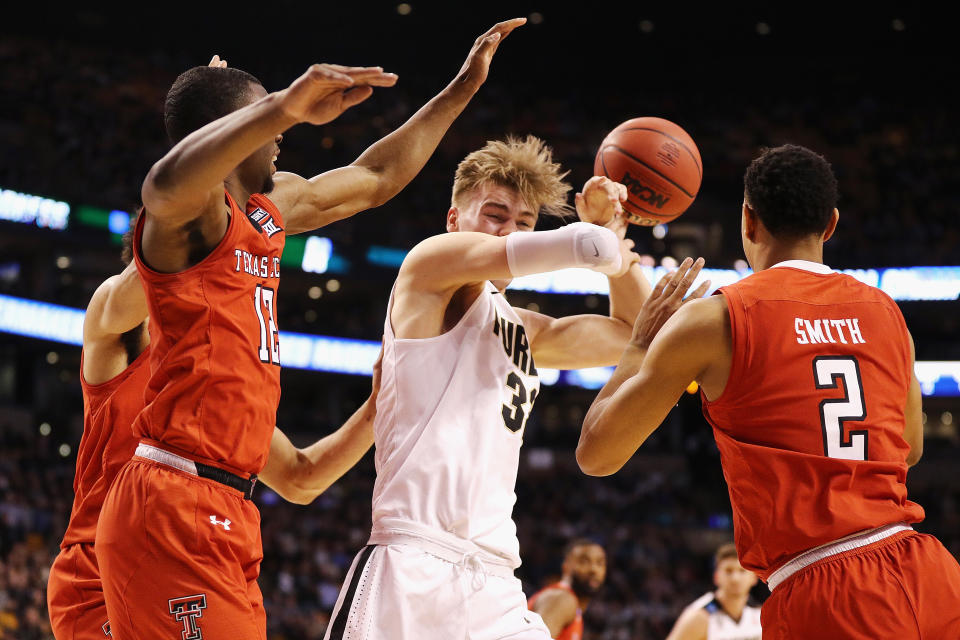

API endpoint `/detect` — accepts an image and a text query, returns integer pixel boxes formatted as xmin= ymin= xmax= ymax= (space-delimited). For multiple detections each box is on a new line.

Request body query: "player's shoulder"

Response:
xmin=664 ymin=293 xmax=728 ymax=339
xmin=688 ymin=591 xmax=717 ymax=611
xmin=264 ymin=171 xmax=305 ymax=211
xmin=668 ymin=598 xmax=710 ymax=639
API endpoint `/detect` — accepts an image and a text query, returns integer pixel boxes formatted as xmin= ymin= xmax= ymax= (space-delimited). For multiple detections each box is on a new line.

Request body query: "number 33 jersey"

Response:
xmin=132 ymin=192 xmax=284 ymax=476
xmin=702 ymin=260 xmax=924 ymax=581
xmin=372 ymin=281 xmax=540 ymax=567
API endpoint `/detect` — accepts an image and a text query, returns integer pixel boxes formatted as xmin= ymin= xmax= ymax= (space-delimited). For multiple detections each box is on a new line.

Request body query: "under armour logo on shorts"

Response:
xmin=168 ymin=594 xmax=207 ymax=640
xmin=209 ymin=515 xmax=231 ymax=530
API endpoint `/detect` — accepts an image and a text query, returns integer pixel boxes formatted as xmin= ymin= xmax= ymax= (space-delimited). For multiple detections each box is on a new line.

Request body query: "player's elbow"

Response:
xmin=287 ymin=491 xmax=318 ymax=506
xmin=575 ymin=442 xmax=620 ymax=477
xmin=906 ymin=442 xmax=923 ymax=467
xmin=141 ymin=160 xmax=177 ymax=211
xmin=269 ymin=481 xmax=318 ymax=505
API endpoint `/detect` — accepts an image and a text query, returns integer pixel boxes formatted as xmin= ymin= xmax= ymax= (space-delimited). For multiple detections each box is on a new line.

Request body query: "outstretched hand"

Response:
xmin=456 ymin=18 xmax=526 ymax=91
xmin=279 ymin=64 xmax=398 ymax=126
xmin=631 ymin=258 xmax=710 ymax=348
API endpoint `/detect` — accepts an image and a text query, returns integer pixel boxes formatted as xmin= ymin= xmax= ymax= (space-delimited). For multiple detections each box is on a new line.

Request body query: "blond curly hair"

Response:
xmin=451 ymin=135 xmax=573 ymax=218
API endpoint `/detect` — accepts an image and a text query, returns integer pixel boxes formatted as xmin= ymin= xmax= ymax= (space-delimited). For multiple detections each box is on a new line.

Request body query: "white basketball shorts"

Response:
xmin=323 ymin=543 xmax=551 ymax=640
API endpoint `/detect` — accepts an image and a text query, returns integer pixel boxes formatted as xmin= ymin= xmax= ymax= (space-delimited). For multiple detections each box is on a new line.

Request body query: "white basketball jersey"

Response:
xmin=370 ymin=282 xmax=540 ymax=567
xmin=687 ymin=592 xmax=762 ymax=640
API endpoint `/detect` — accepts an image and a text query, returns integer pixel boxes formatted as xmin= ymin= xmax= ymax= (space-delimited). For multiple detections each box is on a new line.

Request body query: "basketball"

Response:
xmin=594 ymin=117 xmax=702 ymax=226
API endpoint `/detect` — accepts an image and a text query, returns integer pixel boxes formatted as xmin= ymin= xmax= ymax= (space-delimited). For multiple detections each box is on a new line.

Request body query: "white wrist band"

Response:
xmin=505 ymin=222 xmax=622 ymax=277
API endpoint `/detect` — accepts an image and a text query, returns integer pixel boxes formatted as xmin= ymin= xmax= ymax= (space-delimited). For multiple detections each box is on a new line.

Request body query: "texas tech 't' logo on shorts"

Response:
xmin=168 ymin=594 xmax=207 ymax=640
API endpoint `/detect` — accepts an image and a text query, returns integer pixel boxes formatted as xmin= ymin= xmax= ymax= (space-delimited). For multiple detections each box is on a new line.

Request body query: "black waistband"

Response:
xmin=195 ymin=462 xmax=257 ymax=500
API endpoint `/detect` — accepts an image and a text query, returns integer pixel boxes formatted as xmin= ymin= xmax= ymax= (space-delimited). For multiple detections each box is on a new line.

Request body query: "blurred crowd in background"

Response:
xmin=1 ymin=6 xmax=958 ymax=639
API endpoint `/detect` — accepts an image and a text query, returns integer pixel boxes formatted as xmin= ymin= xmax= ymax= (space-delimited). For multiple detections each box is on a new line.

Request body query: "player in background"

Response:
xmin=527 ymin=539 xmax=607 ymax=640
xmin=96 ymin=21 xmax=523 ymax=640
xmin=46 ymin=233 xmax=150 ymax=640
xmin=324 ymin=135 xmax=679 ymax=640
xmin=577 ymin=144 xmax=960 ymax=638
xmin=666 ymin=543 xmax=761 ymax=640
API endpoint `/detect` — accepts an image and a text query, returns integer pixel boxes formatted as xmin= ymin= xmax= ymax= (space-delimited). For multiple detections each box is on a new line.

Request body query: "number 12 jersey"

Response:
xmin=132 ymin=192 xmax=285 ymax=476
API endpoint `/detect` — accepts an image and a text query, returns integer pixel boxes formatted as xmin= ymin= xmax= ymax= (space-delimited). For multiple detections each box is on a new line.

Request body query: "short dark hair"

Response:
xmin=563 ymin=538 xmax=603 ymax=560
xmin=164 ymin=66 xmax=263 ymax=144
xmin=743 ymin=144 xmax=838 ymax=238
xmin=714 ymin=543 xmax=739 ymax=568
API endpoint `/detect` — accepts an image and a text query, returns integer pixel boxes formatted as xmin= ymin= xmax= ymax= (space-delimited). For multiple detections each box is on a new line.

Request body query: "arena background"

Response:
xmin=1 ymin=4 xmax=958 ymax=639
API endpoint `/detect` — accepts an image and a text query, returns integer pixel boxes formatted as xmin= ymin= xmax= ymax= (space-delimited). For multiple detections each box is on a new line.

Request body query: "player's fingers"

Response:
xmin=341 ymin=68 xmax=399 ymax=84
xmin=324 ymin=64 xmax=383 ymax=73
xmin=479 ymin=31 xmax=502 ymax=52
xmin=306 ymin=64 xmax=354 ymax=86
xmin=663 ymin=257 xmax=694 ymax=291
xmin=670 ymin=257 xmax=705 ymax=298
xmin=684 ymin=280 xmax=712 ymax=303
xmin=650 ymin=271 xmax=673 ymax=299
xmin=354 ymin=74 xmax=399 ymax=88
xmin=478 ymin=17 xmax=526 ymax=43
xmin=340 ymin=85 xmax=374 ymax=110
xmin=624 ymin=239 xmax=635 ymax=250
xmin=495 ymin=17 xmax=527 ymax=37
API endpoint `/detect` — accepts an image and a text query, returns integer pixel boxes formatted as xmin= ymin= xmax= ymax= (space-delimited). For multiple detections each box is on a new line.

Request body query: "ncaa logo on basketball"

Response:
xmin=620 ymin=172 xmax=671 ymax=209
xmin=168 ymin=594 xmax=207 ymax=640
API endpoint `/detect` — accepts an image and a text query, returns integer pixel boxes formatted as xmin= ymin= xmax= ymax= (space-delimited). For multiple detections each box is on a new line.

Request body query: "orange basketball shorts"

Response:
xmin=48 ymin=543 xmax=112 ymax=639
xmin=762 ymin=531 xmax=960 ymax=639
xmin=95 ymin=458 xmax=265 ymax=640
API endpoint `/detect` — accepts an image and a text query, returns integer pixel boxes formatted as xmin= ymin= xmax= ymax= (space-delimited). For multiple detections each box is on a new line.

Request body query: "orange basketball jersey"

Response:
xmin=702 ymin=261 xmax=924 ymax=581
xmin=528 ymin=582 xmax=583 ymax=640
xmin=132 ymin=192 xmax=285 ymax=475
xmin=60 ymin=347 xmax=151 ymax=547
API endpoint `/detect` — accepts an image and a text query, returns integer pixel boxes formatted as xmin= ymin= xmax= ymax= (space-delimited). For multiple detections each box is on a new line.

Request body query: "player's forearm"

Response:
xmin=407 ymin=223 xmax=622 ymax=293
xmin=143 ymin=93 xmax=296 ymax=217
xmin=351 ymin=80 xmax=479 ymax=208
xmin=284 ymin=399 xmax=377 ymax=503
xmin=577 ymin=344 xmax=651 ymax=475
xmin=608 ymin=262 xmax=652 ymax=326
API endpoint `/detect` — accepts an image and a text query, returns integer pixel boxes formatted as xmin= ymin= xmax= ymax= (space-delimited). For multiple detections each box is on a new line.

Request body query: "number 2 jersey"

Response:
xmin=132 ymin=192 xmax=285 ymax=475
xmin=702 ymin=260 xmax=924 ymax=581
xmin=370 ymin=281 xmax=540 ymax=567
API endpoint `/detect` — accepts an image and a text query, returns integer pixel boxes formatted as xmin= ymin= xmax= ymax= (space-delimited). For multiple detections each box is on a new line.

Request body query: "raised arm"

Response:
xmin=271 ymin=18 xmax=528 ymax=234
xmin=577 ymin=261 xmax=722 ymax=476
xmin=81 ymin=262 xmax=149 ymax=385
xmin=141 ymin=63 xmax=396 ymax=272
xmin=259 ymin=351 xmax=382 ymax=504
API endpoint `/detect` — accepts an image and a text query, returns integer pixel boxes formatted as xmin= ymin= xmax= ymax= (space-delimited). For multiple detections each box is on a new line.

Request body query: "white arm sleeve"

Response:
xmin=505 ymin=222 xmax=623 ymax=277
